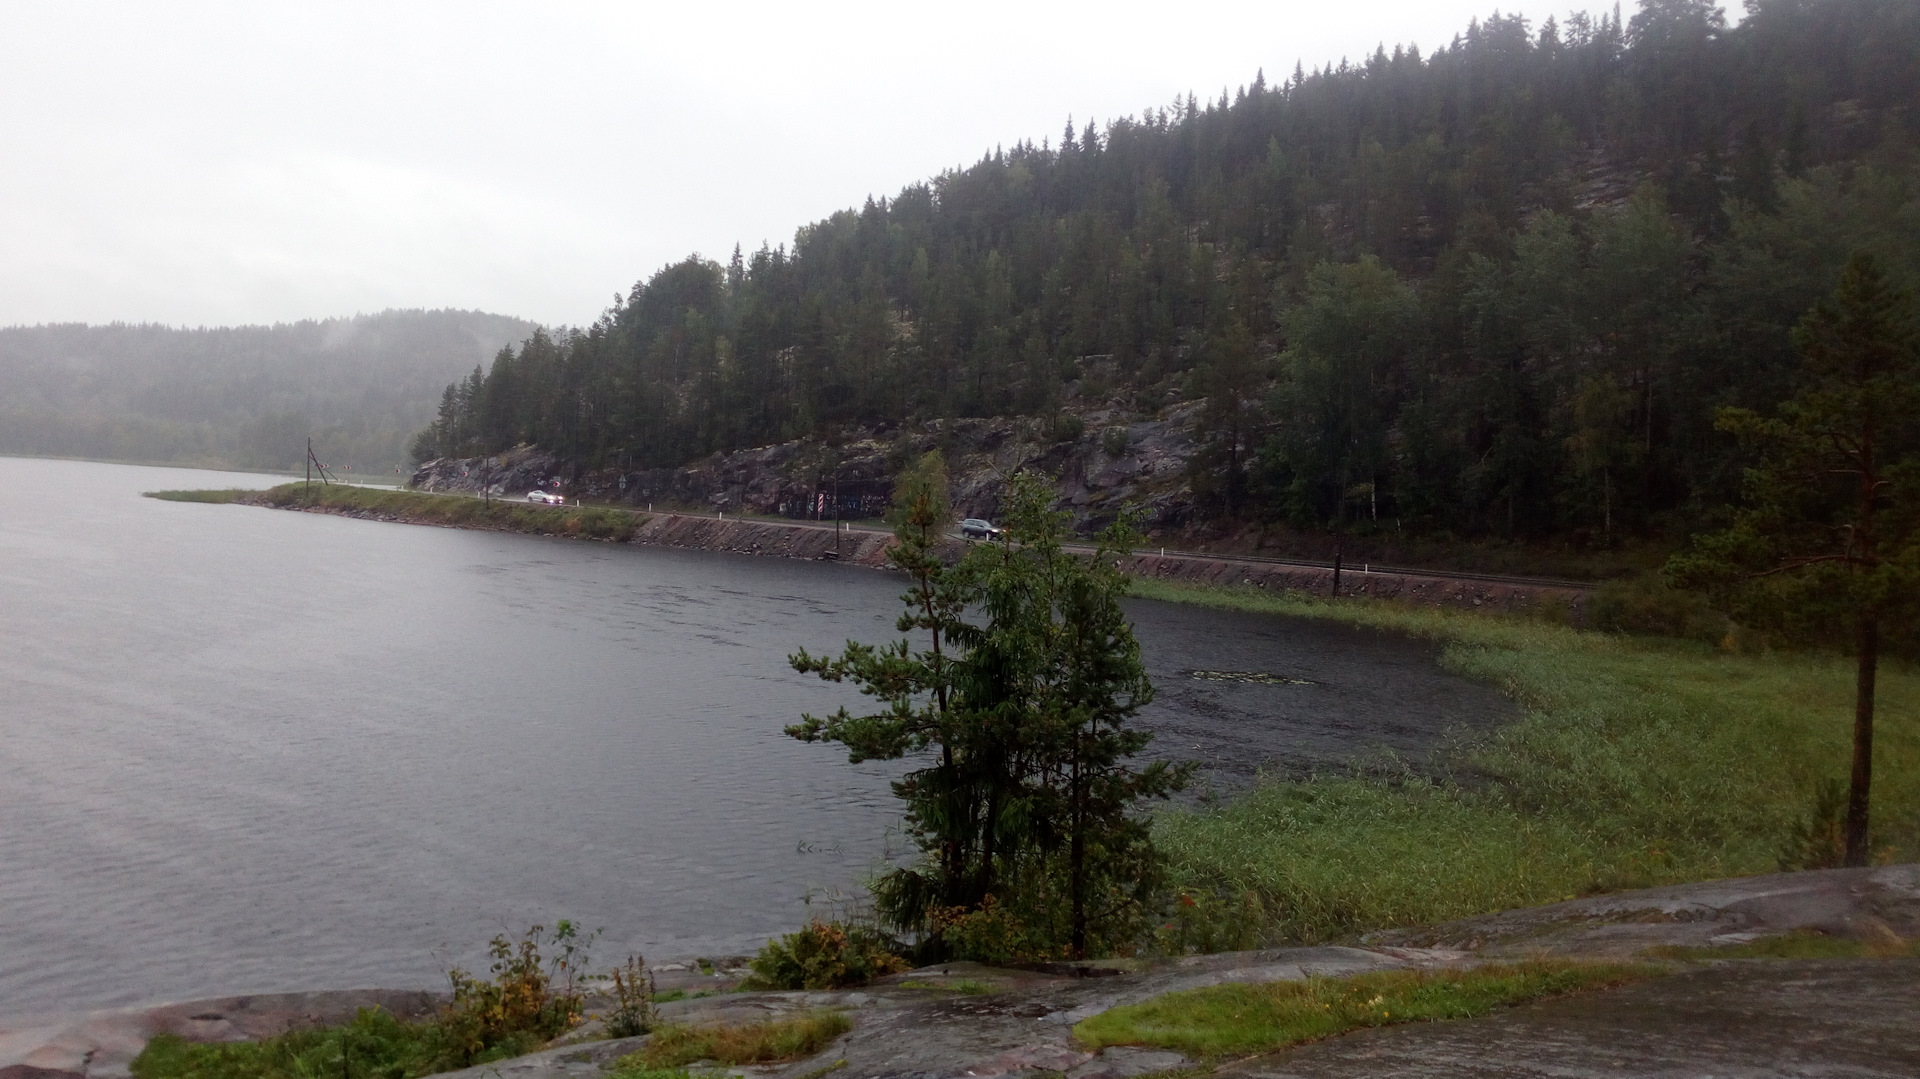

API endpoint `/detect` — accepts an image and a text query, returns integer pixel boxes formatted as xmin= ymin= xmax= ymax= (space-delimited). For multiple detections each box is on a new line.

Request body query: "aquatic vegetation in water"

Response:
xmin=1186 ymin=669 xmax=1314 ymax=685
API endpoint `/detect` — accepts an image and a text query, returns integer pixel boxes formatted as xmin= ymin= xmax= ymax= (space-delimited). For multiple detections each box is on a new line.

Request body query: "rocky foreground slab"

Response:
xmin=6 ymin=866 xmax=1914 ymax=1079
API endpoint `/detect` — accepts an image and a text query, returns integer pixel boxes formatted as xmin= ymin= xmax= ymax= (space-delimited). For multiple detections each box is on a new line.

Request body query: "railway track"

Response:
xmin=440 ymin=491 xmax=1600 ymax=592
xmin=1129 ymin=547 xmax=1598 ymax=591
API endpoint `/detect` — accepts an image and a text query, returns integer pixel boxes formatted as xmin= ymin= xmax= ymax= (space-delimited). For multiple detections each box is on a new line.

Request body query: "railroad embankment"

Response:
xmin=149 ymin=483 xmax=1589 ymax=616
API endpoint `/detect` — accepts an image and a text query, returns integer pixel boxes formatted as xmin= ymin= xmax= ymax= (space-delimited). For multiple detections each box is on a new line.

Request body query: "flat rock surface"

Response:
xmin=1220 ymin=959 xmax=1920 ymax=1079
xmin=8 ymin=867 xmax=1917 ymax=1079
xmin=1364 ymin=863 xmax=1920 ymax=956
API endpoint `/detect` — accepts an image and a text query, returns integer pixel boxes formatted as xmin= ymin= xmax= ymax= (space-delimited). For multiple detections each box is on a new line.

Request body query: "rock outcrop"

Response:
xmin=410 ymin=406 xmax=1205 ymax=534
xmin=14 ymin=867 xmax=1915 ymax=1079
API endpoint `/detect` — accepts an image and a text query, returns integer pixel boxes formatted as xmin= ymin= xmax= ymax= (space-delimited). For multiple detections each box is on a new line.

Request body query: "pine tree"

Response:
xmin=786 ymin=451 xmax=993 ymax=929
xmin=1669 ymin=253 xmax=1920 ymax=865
xmin=978 ymin=473 xmax=1190 ymax=955
xmin=789 ymin=466 xmax=1186 ymax=956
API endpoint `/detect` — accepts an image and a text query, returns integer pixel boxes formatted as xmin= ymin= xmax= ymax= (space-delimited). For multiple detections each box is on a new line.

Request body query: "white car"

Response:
xmin=526 ymin=490 xmax=564 ymax=504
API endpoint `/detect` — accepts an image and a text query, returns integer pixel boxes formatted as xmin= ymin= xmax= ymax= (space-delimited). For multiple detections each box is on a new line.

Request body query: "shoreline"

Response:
xmin=165 ymin=485 xmax=1590 ymax=619
xmin=9 ymin=866 xmax=1916 ymax=1079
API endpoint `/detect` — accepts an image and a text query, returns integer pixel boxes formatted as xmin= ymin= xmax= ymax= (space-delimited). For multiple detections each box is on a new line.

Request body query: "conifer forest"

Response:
xmin=415 ymin=0 xmax=1920 ymax=547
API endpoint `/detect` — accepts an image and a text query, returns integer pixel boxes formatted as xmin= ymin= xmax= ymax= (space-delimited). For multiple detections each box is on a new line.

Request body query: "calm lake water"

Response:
xmin=0 ymin=456 xmax=1508 ymax=1017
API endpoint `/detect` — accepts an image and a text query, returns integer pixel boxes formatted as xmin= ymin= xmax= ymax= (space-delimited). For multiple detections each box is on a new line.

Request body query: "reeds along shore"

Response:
xmin=146 ymin=482 xmax=1919 ymax=948
xmin=1139 ymin=579 xmax=1920 ymax=949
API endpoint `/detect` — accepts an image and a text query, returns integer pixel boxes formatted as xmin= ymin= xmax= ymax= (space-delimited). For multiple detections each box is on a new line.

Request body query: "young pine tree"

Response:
xmin=786 ymin=451 xmax=993 ymax=931
xmin=1668 ymin=253 xmax=1920 ymax=866
xmin=788 ymin=463 xmax=1188 ymax=956
xmin=977 ymin=473 xmax=1191 ymax=956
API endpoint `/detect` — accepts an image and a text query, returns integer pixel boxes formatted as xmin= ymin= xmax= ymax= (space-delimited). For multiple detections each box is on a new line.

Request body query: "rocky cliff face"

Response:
xmin=410 ymin=404 xmax=1206 ymax=534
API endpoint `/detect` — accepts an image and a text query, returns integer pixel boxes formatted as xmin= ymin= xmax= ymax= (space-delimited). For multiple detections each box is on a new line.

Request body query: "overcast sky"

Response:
xmin=1 ymin=1 xmax=1656 ymax=330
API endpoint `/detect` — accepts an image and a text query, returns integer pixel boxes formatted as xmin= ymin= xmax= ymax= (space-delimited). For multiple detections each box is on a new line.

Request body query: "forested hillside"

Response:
xmin=1 ymin=310 xmax=537 ymax=474
xmin=416 ymin=0 xmax=1920 ymax=545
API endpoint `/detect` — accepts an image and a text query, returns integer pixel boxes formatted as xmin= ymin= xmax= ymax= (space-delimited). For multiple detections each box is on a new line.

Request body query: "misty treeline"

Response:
xmin=0 ymin=310 xmax=535 ymax=475
xmin=417 ymin=0 xmax=1920 ymax=544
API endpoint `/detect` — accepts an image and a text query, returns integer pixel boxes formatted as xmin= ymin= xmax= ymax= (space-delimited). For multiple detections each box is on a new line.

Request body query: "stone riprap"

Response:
xmin=8 ymin=866 xmax=1914 ymax=1079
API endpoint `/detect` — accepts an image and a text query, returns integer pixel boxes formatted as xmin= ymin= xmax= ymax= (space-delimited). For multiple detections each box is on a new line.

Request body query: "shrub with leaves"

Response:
xmin=1589 ymin=573 xmax=1729 ymax=642
xmin=438 ymin=922 xmax=594 ymax=1067
xmin=742 ymin=920 xmax=908 ymax=990
xmin=926 ymin=896 xmax=1062 ymax=964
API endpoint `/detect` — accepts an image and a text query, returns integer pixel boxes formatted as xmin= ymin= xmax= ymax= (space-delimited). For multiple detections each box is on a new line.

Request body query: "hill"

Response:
xmin=0 ymin=309 xmax=538 ymax=475
xmin=414 ymin=0 xmax=1920 ymax=551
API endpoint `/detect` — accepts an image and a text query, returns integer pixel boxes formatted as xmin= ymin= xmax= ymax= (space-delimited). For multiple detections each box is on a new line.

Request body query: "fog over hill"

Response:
xmin=0 ymin=309 xmax=538 ymax=475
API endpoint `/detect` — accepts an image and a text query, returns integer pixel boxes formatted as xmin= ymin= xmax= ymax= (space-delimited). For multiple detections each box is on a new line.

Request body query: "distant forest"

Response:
xmin=420 ymin=0 xmax=1920 ymax=544
xmin=0 ymin=310 xmax=537 ymax=475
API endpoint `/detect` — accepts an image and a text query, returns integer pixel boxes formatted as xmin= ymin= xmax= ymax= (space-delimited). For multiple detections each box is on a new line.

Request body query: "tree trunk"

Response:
xmin=1846 ymin=615 xmax=1877 ymax=867
xmin=1069 ymin=727 xmax=1088 ymax=959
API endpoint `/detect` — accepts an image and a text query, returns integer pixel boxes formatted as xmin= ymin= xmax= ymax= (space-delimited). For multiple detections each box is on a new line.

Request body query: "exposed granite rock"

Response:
xmin=412 ymin=445 xmax=568 ymax=499
xmin=1361 ymin=863 xmax=1920 ymax=958
xmin=410 ymin=407 xmax=1204 ymax=534
xmin=11 ymin=867 xmax=1915 ymax=1079
xmin=1219 ymin=959 xmax=1920 ymax=1079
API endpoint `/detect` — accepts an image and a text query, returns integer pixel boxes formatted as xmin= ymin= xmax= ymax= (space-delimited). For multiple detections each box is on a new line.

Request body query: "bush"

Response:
xmin=1101 ymin=426 xmax=1130 ymax=458
xmin=1051 ymin=412 xmax=1086 ymax=443
xmin=437 ymin=922 xmax=593 ymax=1067
xmin=602 ymin=954 xmax=657 ymax=1038
xmin=742 ymin=920 xmax=908 ymax=990
xmin=1590 ymin=573 xmax=1729 ymax=642
xmin=927 ymin=896 xmax=1060 ymax=964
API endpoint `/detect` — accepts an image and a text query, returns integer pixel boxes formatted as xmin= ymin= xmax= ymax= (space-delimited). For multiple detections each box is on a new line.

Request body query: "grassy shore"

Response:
xmin=149 ymin=483 xmax=644 ymax=541
xmin=1133 ymin=578 xmax=1920 ymax=948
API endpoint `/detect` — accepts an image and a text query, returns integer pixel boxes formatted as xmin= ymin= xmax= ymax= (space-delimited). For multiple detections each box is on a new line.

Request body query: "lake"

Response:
xmin=0 ymin=456 xmax=1508 ymax=1017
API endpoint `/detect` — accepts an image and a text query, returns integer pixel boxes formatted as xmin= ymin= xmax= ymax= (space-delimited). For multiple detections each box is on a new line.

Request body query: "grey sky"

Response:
xmin=2 ymin=2 xmax=1630 ymax=329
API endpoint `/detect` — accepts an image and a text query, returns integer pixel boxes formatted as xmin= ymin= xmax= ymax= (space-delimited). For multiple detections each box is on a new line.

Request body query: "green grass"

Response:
xmin=148 ymin=483 xmax=646 ymax=541
xmin=1647 ymin=929 xmax=1920 ymax=961
xmin=130 ymin=1006 xmax=534 ymax=1079
xmin=1073 ymin=961 xmax=1655 ymax=1058
xmin=619 ymin=1011 xmax=852 ymax=1069
xmin=895 ymin=978 xmax=993 ymax=994
xmin=1133 ymin=579 xmax=1920 ymax=949
xmin=146 ymin=488 xmax=254 ymax=503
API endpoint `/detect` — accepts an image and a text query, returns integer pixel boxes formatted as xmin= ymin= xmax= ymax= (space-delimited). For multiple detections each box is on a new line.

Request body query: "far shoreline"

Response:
xmin=149 ymin=482 xmax=1591 ymax=619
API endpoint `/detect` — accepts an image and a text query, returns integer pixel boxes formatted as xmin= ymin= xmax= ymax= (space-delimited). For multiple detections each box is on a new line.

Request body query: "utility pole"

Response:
xmin=305 ymin=438 xmax=334 ymax=495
